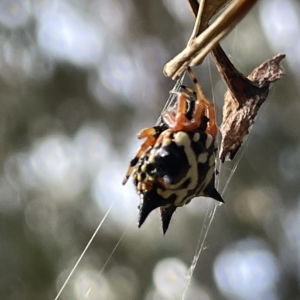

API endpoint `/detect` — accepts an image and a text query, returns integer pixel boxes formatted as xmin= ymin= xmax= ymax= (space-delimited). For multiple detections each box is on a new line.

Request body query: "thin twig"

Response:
xmin=164 ymin=0 xmax=258 ymax=79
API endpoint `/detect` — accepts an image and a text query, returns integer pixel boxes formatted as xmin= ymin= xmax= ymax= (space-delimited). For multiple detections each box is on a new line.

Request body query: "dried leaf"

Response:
xmin=211 ymin=45 xmax=286 ymax=161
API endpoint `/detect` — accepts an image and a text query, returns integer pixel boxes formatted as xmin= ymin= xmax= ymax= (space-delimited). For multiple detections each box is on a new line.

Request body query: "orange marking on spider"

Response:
xmin=137 ymin=127 xmax=158 ymax=139
xmin=141 ymin=181 xmax=152 ymax=192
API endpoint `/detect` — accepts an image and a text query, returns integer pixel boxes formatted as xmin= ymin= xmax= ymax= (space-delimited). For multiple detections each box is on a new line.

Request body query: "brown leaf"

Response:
xmin=211 ymin=45 xmax=286 ymax=161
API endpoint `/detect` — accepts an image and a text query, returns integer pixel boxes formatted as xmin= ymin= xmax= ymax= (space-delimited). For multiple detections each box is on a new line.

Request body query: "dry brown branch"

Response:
xmin=163 ymin=0 xmax=258 ymax=79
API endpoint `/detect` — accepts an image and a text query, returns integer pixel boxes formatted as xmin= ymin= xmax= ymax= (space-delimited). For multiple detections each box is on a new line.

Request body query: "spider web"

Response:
xmin=54 ymin=37 xmax=251 ymax=300
xmin=180 ymin=28 xmax=253 ymax=299
xmin=53 ymin=74 xmax=186 ymax=300
xmin=181 ymin=135 xmax=251 ymax=299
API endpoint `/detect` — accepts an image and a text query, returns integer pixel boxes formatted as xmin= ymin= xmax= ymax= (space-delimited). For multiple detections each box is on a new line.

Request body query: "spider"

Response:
xmin=123 ymin=67 xmax=223 ymax=234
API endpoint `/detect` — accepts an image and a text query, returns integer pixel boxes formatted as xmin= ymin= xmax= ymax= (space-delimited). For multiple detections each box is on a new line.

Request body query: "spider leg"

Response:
xmin=137 ymin=127 xmax=158 ymax=139
xmin=162 ymin=92 xmax=188 ymax=131
xmin=122 ymin=136 xmax=155 ymax=185
xmin=180 ymin=85 xmax=196 ymax=97
xmin=186 ymin=66 xmax=210 ymax=106
xmin=186 ymin=66 xmax=217 ymax=137
xmin=122 ymin=127 xmax=159 ymax=185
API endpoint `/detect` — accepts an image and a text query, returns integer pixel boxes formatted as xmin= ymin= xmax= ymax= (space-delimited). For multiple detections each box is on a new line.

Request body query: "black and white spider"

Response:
xmin=123 ymin=67 xmax=223 ymax=233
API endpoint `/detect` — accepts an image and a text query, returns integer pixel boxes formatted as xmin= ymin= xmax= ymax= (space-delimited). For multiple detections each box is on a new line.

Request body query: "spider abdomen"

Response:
xmin=146 ymin=132 xmax=190 ymax=185
xmin=133 ymin=128 xmax=223 ymax=233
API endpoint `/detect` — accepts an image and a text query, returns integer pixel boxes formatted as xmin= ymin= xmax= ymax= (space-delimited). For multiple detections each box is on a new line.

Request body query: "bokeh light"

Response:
xmin=153 ymin=257 xmax=188 ymax=298
xmin=0 ymin=0 xmax=299 ymax=299
xmin=37 ymin=1 xmax=103 ymax=67
xmin=214 ymin=239 xmax=280 ymax=300
xmin=0 ymin=0 xmax=30 ymax=29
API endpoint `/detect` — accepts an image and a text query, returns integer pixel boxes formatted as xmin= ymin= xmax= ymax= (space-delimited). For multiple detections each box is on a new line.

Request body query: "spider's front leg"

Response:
xmin=122 ymin=127 xmax=160 ymax=185
xmin=186 ymin=66 xmax=217 ymax=137
xmin=162 ymin=92 xmax=189 ymax=131
xmin=163 ymin=89 xmax=207 ymax=132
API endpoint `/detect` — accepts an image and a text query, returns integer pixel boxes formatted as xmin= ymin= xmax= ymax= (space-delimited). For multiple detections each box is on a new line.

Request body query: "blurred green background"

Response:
xmin=1 ymin=0 xmax=300 ymax=299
